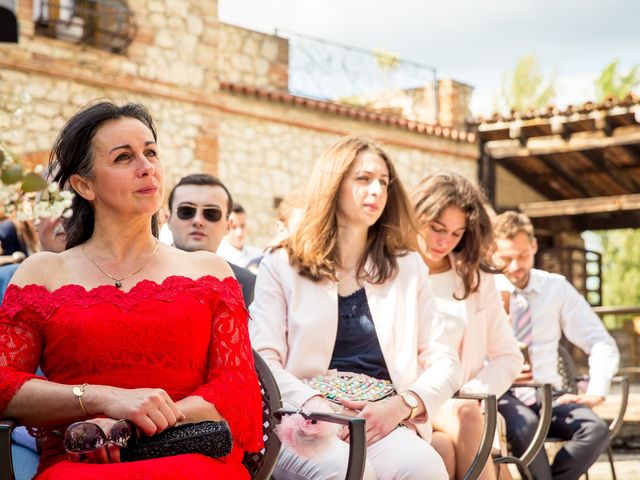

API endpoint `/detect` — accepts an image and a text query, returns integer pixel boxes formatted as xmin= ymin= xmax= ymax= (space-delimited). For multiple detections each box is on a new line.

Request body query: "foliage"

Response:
xmin=373 ymin=48 xmax=401 ymax=73
xmin=597 ymin=229 xmax=640 ymax=329
xmin=500 ymin=54 xmax=556 ymax=112
xmin=595 ymin=59 xmax=640 ymax=101
xmin=0 ymin=142 xmax=73 ymax=222
xmin=0 ymin=91 xmax=73 ymax=222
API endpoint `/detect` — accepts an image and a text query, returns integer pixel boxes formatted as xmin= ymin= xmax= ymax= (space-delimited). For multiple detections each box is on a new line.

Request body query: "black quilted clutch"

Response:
xmin=121 ymin=420 xmax=232 ymax=462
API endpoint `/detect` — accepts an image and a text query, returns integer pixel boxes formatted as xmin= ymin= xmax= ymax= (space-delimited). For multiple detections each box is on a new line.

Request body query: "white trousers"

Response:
xmin=274 ymin=425 xmax=448 ymax=480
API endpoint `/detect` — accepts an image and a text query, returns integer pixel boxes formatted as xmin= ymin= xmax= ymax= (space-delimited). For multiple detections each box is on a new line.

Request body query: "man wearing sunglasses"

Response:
xmin=167 ymin=174 xmax=256 ymax=306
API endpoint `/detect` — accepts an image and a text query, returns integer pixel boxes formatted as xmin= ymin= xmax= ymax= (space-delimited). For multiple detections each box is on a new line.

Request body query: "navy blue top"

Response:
xmin=0 ymin=220 xmax=27 ymax=256
xmin=329 ymin=287 xmax=391 ymax=381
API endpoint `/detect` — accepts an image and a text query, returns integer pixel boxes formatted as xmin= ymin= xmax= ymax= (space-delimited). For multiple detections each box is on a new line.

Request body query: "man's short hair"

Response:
xmin=168 ymin=174 xmax=233 ymax=218
xmin=231 ymin=203 xmax=245 ymax=215
xmin=493 ymin=211 xmax=535 ymax=241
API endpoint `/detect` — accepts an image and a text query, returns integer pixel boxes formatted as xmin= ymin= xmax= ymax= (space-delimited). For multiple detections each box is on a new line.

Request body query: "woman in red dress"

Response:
xmin=0 ymin=102 xmax=263 ymax=479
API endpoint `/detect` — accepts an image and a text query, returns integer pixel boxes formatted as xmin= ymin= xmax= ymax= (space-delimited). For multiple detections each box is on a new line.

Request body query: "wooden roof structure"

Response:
xmin=474 ymin=95 xmax=640 ymax=231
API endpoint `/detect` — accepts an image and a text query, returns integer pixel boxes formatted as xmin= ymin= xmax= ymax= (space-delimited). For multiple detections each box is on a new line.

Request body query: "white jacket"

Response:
xmin=249 ymin=249 xmax=462 ymax=440
xmin=440 ymin=260 xmax=523 ymax=396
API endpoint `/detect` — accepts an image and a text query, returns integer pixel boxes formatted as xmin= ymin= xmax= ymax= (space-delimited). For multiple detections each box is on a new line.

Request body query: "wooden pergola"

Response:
xmin=474 ymin=95 xmax=640 ymax=233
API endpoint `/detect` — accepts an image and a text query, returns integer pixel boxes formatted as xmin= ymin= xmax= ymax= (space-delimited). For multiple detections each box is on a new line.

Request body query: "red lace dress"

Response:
xmin=0 ymin=275 xmax=263 ymax=479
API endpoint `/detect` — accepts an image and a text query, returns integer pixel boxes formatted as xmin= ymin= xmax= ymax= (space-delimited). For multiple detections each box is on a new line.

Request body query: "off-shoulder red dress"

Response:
xmin=0 ymin=275 xmax=264 ymax=479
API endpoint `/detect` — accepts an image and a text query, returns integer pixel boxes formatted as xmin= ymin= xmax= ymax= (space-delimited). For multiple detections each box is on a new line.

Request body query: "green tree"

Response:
xmin=500 ymin=54 xmax=556 ymax=112
xmin=597 ymin=229 xmax=640 ymax=329
xmin=595 ymin=59 xmax=640 ymax=100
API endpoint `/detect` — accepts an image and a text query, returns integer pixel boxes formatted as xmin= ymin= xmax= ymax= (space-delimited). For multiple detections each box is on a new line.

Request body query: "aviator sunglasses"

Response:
xmin=58 ymin=419 xmax=137 ymax=461
xmin=175 ymin=204 xmax=223 ymax=223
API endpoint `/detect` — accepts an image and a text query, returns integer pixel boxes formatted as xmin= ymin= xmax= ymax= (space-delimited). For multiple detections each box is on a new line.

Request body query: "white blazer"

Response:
xmin=249 ymin=249 xmax=462 ymax=440
xmin=438 ymin=258 xmax=523 ymax=397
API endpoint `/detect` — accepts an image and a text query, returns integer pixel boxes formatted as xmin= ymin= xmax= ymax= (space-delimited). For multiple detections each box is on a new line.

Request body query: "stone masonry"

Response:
xmin=0 ymin=0 xmax=537 ymax=247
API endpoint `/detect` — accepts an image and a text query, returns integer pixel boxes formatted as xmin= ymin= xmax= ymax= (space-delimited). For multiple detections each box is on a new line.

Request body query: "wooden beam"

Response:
xmin=497 ymin=159 xmax=563 ymax=201
xmin=486 ymin=128 xmax=640 ymax=159
xmin=534 ymin=154 xmax=592 ymax=197
xmin=579 ymin=149 xmax=639 ymax=193
xmin=520 ymin=193 xmax=640 ymax=218
xmin=531 ymin=210 xmax=640 ymax=231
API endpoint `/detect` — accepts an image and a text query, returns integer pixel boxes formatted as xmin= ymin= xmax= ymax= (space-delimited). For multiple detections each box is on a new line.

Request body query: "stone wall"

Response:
xmin=0 ymin=68 xmax=207 ymax=187
xmin=7 ymin=0 xmax=220 ymax=94
xmin=2 ymin=0 xmax=533 ymax=250
xmin=217 ymin=23 xmax=288 ymax=91
xmin=217 ymin=93 xmax=478 ymax=247
xmin=437 ymin=79 xmax=474 ymax=129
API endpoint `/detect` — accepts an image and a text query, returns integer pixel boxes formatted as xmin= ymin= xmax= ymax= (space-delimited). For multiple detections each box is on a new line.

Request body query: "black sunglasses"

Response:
xmin=176 ymin=205 xmax=223 ymax=223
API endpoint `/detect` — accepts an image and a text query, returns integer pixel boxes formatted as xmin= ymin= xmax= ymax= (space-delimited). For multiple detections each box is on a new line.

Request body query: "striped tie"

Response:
xmin=511 ymin=291 xmax=537 ymax=405
xmin=512 ymin=291 xmax=532 ymax=345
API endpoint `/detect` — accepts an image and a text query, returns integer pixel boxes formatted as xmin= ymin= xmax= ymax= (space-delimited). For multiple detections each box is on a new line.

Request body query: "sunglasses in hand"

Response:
xmin=175 ymin=205 xmax=223 ymax=223
xmin=58 ymin=419 xmax=137 ymax=462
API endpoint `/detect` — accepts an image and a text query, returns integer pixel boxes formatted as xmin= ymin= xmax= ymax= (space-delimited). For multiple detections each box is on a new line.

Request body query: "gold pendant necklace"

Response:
xmin=83 ymin=238 xmax=160 ymax=289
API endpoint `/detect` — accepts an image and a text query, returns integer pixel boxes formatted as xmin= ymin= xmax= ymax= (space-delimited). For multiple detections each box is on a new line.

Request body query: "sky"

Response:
xmin=218 ymin=0 xmax=640 ymax=116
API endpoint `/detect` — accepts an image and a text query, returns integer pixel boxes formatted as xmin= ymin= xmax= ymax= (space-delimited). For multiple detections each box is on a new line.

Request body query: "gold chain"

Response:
xmin=83 ymin=238 xmax=160 ymax=289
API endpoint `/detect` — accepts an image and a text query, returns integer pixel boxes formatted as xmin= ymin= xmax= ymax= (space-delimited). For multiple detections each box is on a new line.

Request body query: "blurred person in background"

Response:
xmin=217 ymin=203 xmax=263 ymax=270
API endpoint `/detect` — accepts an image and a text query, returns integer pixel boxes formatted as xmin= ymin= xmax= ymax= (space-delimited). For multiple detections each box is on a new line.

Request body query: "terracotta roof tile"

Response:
xmin=473 ymin=93 xmax=640 ymax=125
xmin=219 ymin=82 xmax=476 ymax=143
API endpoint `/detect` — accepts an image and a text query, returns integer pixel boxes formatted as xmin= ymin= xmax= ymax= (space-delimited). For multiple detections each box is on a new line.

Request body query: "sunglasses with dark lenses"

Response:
xmin=62 ymin=419 xmax=136 ymax=459
xmin=176 ymin=205 xmax=223 ymax=222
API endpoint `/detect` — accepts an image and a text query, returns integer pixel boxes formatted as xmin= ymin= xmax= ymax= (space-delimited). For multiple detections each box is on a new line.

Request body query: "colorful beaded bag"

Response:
xmin=303 ymin=371 xmax=396 ymax=404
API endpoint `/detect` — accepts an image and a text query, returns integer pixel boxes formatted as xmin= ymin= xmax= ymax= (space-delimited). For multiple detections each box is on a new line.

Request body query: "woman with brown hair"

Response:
xmin=412 ymin=172 xmax=522 ymax=480
xmin=250 ymin=136 xmax=461 ymax=479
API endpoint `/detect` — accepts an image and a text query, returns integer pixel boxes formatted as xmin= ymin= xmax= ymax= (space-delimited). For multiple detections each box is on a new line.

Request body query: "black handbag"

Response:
xmin=121 ymin=420 xmax=233 ymax=462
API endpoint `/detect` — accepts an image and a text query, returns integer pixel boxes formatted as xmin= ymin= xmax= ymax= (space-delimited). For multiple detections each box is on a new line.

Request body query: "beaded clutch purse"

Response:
xmin=303 ymin=371 xmax=396 ymax=403
xmin=120 ymin=420 xmax=232 ymax=462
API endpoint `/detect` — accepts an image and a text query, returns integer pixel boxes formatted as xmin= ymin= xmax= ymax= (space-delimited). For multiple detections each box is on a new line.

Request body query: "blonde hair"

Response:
xmin=412 ymin=172 xmax=498 ymax=299
xmin=493 ymin=211 xmax=535 ymax=241
xmin=285 ymin=136 xmax=418 ymax=284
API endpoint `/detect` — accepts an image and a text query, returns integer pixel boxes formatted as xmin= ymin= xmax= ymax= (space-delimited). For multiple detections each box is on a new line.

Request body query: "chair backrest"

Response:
xmin=243 ymin=350 xmax=283 ymax=480
xmin=557 ymin=344 xmax=578 ymax=394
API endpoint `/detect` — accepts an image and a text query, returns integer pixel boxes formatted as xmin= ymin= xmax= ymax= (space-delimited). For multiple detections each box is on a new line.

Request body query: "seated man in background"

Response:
xmin=167 ymin=173 xmax=255 ymax=306
xmin=493 ymin=211 xmax=620 ymax=480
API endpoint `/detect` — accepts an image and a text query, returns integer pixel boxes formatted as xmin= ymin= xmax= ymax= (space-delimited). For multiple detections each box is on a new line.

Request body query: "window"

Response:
xmin=33 ymin=0 xmax=137 ymax=53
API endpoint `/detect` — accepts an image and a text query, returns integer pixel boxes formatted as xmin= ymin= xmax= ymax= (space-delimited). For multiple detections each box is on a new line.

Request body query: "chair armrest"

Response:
xmin=608 ymin=376 xmax=629 ymax=439
xmin=0 ymin=419 xmax=16 ymax=480
xmin=275 ymin=408 xmax=366 ymax=480
xmin=514 ymin=383 xmax=553 ymax=467
xmin=452 ymin=392 xmax=497 ymax=480
xmin=494 ymin=383 xmax=553 ymax=476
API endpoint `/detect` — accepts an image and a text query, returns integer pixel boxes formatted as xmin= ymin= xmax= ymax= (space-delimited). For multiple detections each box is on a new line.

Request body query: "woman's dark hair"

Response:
xmin=49 ymin=101 xmax=159 ymax=249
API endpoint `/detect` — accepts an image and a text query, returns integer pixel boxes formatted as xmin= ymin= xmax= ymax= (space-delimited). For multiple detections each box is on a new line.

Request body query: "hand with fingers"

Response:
xmin=555 ymin=393 xmax=604 ymax=408
xmin=85 ymin=385 xmax=185 ymax=437
xmin=340 ymin=395 xmax=411 ymax=445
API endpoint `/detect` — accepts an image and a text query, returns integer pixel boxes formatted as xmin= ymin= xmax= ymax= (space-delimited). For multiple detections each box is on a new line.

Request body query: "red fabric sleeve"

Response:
xmin=192 ymin=279 xmax=264 ymax=453
xmin=0 ymin=285 xmax=47 ymax=416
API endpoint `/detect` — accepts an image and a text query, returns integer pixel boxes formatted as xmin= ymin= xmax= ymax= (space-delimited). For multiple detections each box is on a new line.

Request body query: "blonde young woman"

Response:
xmin=412 ymin=172 xmax=523 ymax=480
xmin=250 ymin=136 xmax=462 ymax=480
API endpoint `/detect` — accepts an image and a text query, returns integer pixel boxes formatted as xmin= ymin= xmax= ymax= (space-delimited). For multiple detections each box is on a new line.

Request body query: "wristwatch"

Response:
xmin=399 ymin=391 xmax=419 ymax=421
